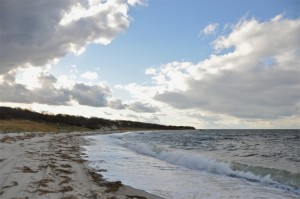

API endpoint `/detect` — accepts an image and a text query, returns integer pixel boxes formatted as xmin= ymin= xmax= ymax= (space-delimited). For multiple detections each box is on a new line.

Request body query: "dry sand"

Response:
xmin=0 ymin=131 xmax=163 ymax=199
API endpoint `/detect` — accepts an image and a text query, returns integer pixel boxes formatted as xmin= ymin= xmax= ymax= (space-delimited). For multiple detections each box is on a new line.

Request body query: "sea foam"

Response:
xmin=112 ymin=133 xmax=300 ymax=194
xmin=83 ymin=131 xmax=300 ymax=198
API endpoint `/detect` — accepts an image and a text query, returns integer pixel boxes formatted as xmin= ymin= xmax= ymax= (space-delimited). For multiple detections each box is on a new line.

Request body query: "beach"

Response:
xmin=0 ymin=131 xmax=162 ymax=199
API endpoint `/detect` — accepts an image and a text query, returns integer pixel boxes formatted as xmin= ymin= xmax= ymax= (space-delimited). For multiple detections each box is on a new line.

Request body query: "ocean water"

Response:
xmin=82 ymin=130 xmax=300 ymax=199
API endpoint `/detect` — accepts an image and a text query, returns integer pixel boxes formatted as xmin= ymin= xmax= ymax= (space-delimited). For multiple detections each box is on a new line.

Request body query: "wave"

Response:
xmin=114 ymin=135 xmax=300 ymax=194
xmin=231 ymin=162 xmax=300 ymax=188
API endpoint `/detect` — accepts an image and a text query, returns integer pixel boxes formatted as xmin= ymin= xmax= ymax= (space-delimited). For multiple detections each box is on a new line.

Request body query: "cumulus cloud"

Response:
xmin=202 ymin=23 xmax=218 ymax=35
xmin=0 ymin=0 xmax=149 ymax=112
xmin=14 ymin=67 xmax=46 ymax=90
xmin=107 ymin=98 xmax=126 ymax=109
xmin=0 ymin=68 xmax=161 ymax=112
xmin=55 ymin=75 xmax=76 ymax=90
xmin=70 ymin=83 xmax=110 ymax=106
xmin=0 ymin=0 xmax=137 ymax=74
xmin=126 ymin=101 xmax=160 ymax=113
xmin=106 ymin=95 xmax=160 ymax=113
xmin=127 ymin=0 xmax=146 ymax=6
xmin=0 ymin=72 xmax=111 ymax=107
xmin=146 ymin=16 xmax=300 ymax=119
xmin=116 ymin=83 xmax=164 ymax=100
xmin=80 ymin=71 xmax=98 ymax=81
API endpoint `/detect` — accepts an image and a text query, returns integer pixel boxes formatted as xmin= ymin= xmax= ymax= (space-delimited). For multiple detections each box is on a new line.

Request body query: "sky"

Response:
xmin=0 ymin=0 xmax=299 ymax=129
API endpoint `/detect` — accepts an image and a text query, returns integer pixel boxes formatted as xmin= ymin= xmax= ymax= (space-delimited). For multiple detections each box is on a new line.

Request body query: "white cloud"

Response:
xmin=145 ymin=67 xmax=157 ymax=75
xmin=127 ymin=0 xmax=147 ymax=6
xmin=271 ymin=14 xmax=284 ymax=22
xmin=14 ymin=67 xmax=46 ymax=90
xmin=55 ymin=75 xmax=76 ymax=90
xmin=119 ymin=83 xmax=164 ymax=100
xmin=54 ymin=65 xmax=79 ymax=89
xmin=80 ymin=71 xmax=98 ymax=81
xmin=202 ymin=23 xmax=218 ymax=35
xmin=125 ymin=16 xmax=300 ymax=122
xmin=0 ymin=0 xmax=138 ymax=74
xmin=148 ymin=61 xmax=192 ymax=91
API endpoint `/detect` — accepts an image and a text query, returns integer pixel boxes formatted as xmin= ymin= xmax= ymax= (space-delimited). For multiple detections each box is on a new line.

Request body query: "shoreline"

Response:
xmin=0 ymin=131 xmax=163 ymax=199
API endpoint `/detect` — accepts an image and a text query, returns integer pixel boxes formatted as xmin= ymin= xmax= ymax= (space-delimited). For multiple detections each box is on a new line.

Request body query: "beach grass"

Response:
xmin=0 ymin=119 xmax=90 ymax=133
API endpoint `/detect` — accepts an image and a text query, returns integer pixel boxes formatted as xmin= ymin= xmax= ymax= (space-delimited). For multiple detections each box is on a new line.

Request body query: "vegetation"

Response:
xmin=0 ymin=106 xmax=195 ymax=132
xmin=0 ymin=120 xmax=90 ymax=133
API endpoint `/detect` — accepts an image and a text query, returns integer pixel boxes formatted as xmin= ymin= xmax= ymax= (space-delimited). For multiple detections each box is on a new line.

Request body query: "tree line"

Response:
xmin=0 ymin=106 xmax=195 ymax=130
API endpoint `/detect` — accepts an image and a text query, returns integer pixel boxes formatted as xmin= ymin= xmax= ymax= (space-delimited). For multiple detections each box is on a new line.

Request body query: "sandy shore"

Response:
xmin=0 ymin=131 xmax=163 ymax=199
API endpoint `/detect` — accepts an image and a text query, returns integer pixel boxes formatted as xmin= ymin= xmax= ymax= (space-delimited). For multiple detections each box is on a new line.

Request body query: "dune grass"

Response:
xmin=0 ymin=119 xmax=175 ymax=134
xmin=0 ymin=119 xmax=90 ymax=133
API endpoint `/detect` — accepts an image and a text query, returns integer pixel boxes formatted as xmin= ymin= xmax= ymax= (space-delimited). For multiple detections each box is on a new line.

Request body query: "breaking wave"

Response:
xmin=113 ymin=135 xmax=300 ymax=195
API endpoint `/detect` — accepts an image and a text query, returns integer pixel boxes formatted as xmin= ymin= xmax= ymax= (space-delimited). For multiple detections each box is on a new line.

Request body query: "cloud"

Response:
xmin=202 ymin=23 xmax=218 ymax=35
xmin=120 ymin=113 xmax=160 ymax=124
xmin=0 ymin=73 xmax=68 ymax=105
xmin=55 ymin=75 xmax=76 ymax=90
xmin=147 ymin=16 xmax=300 ymax=119
xmin=127 ymin=0 xmax=147 ymax=6
xmin=70 ymin=83 xmax=110 ymax=107
xmin=0 ymin=72 xmax=112 ymax=107
xmin=14 ymin=67 xmax=45 ymax=90
xmin=0 ymin=0 xmax=150 ymax=112
xmin=0 ymin=68 xmax=161 ymax=113
xmin=117 ymin=83 xmax=165 ymax=100
xmin=80 ymin=71 xmax=98 ymax=81
xmin=107 ymin=98 xmax=126 ymax=109
xmin=145 ymin=67 xmax=157 ymax=75
xmin=126 ymin=101 xmax=160 ymax=113
xmin=0 ymin=0 xmax=137 ymax=74
xmin=106 ymin=96 xmax=160 ymax=113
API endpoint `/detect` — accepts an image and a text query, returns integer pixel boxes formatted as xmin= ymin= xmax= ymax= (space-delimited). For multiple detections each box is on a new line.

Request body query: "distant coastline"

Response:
xmin=0 ymin=106 xmax=195 ymax=133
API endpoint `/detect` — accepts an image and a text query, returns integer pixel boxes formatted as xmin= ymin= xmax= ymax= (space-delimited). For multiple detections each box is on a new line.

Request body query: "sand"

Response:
xmin=0 ymin=131 xmax=163 ymax=199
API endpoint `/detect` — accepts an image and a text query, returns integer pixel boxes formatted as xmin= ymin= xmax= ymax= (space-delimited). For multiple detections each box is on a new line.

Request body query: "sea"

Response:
xmin=82 ymin=129 xmax=300 ymax=199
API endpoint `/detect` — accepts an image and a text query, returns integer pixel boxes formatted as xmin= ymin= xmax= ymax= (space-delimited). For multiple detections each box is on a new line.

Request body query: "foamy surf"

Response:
xmin=83 ymin=130 xmax=300 ymax=199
